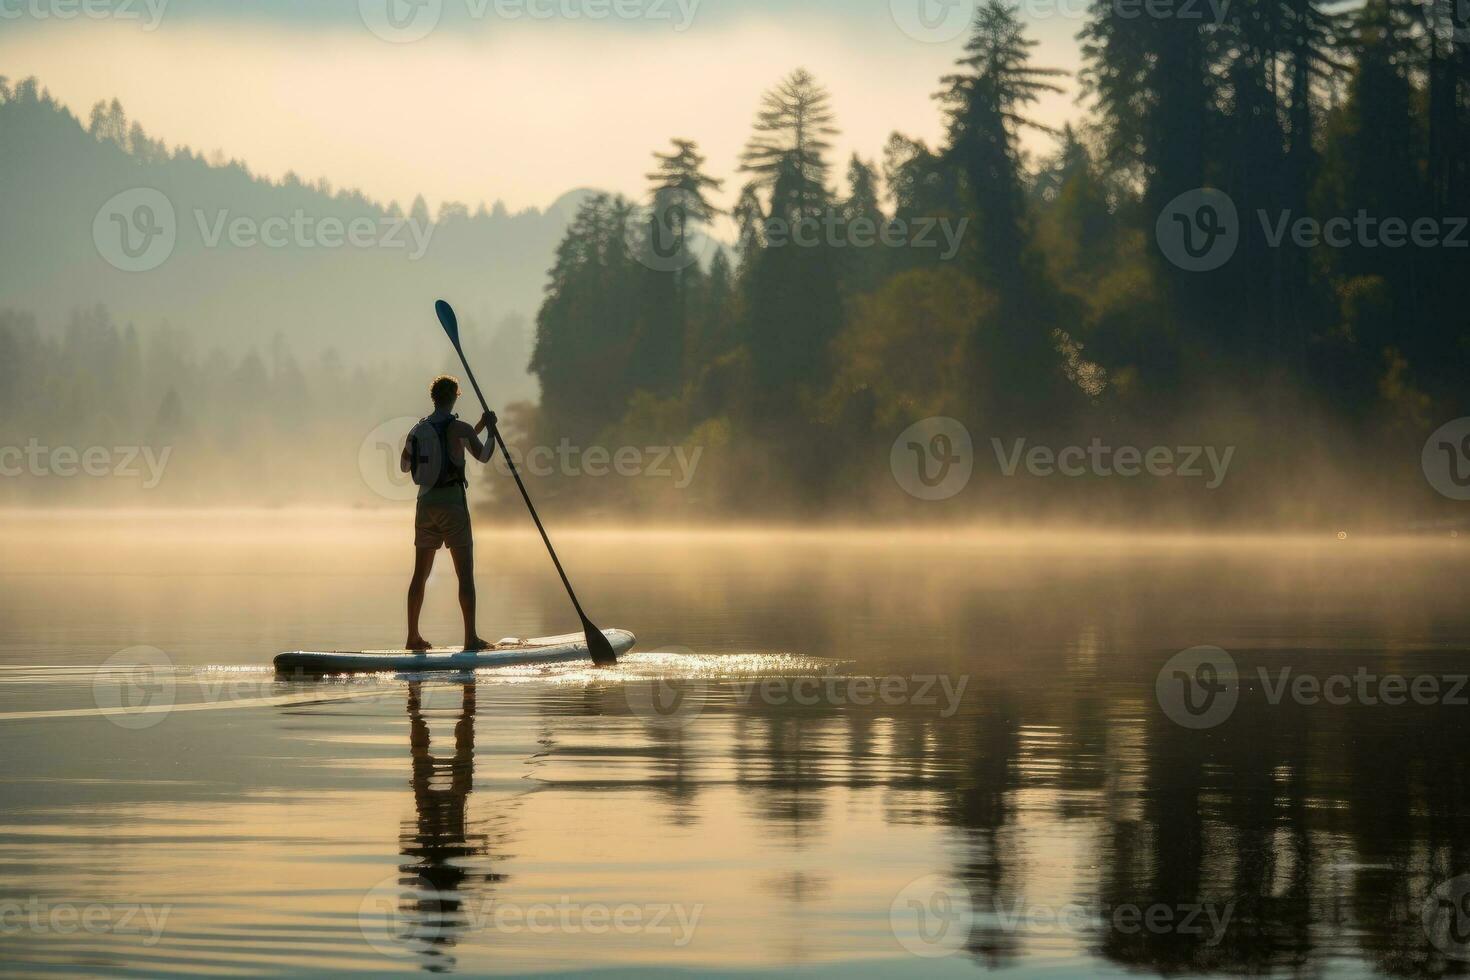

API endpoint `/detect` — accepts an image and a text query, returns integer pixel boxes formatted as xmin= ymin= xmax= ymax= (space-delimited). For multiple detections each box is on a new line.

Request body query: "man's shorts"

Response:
xmin=415 ymin=488 xmax=472 ymax=551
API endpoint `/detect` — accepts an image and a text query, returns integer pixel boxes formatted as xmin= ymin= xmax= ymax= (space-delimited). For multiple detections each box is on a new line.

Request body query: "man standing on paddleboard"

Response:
xmin=399 ymin=375 xmax=498 ymax=652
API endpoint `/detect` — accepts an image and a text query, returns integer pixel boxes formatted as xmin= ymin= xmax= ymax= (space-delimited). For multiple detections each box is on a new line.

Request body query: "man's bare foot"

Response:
xmin=406 ymin=636 xmax=433 ymax=652
xmin=463 ymin=637 xmax=492 ymax=652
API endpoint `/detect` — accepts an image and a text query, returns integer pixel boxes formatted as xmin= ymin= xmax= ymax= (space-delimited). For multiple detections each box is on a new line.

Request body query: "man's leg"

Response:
xmin=406 ymin=547 xmax=437 ymax=650
xmin=449 ymin=545 xmax=490 ymax=651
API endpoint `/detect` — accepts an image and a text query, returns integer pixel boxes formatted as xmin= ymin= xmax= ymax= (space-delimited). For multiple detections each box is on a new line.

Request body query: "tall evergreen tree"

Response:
xmin=629 ymin=140 xmax=726 ymax=396
xmin=646 ymin=138 xmax=724 ymax=224
xmin=738 ymin=70 xmax=844 ymax=404
xmin=838 ymin=155 xmax=889 ymax=296
xmin=938 ymin=0 xmax=1065 ymax=286
xmin=531 ymin=194 xmax=641 ymax=441
xmin=739 ymin=68 xmax=839 ymax=220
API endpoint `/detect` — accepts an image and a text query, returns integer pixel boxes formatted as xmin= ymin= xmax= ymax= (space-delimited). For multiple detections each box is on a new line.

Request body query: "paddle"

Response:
xmin=434 ymin=299 xmax=619 ymax=667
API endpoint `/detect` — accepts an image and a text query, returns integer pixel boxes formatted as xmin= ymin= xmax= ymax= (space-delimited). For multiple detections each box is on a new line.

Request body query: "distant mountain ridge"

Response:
xmin=0 ymin=77 xmax=598 ymax=367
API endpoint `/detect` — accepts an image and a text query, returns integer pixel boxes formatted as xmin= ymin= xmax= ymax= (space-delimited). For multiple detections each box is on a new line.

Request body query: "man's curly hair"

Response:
xmin=430 ymin=375 xmax=460 ymax=404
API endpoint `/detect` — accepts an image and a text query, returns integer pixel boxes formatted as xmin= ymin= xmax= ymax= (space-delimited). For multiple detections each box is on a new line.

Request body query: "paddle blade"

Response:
xmin=585 ymin=622 xmax=619 ymax=667
xmin=434 ymin=299 xmax=460 ymax=347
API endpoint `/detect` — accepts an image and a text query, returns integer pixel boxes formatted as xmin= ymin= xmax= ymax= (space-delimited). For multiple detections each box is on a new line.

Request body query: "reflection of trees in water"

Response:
xmin=395 ymin=681 xmax=509 ymax=974
xmin=525 ymin=682 xmax=706 ymax=825
xmin=1092 ymin=656 xmax=1470 ymax=978
xmin=514 ymin=646 xmax=1470 ymax=976
xmin=733 ymin=713 xmax=831 ymax=845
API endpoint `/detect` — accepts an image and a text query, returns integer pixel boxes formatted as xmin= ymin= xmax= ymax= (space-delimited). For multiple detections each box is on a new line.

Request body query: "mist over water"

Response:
xmin=1 ymin=512 xmax=1468 ymax=975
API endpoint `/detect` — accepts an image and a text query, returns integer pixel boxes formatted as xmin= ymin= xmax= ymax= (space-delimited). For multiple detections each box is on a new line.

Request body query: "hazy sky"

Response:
xmin=0 ymin=0 xmax=1088 ymax=215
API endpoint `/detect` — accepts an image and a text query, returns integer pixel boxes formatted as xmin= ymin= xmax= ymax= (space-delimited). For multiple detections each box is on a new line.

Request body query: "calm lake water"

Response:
xmin=2 ymin=511 xmax=1469 ymax=977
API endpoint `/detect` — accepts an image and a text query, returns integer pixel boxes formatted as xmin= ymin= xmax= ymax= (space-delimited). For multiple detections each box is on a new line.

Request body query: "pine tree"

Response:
xmin=627 ymin=140 xmax=726 ymax=397
xmin=735 ymin=71 xmax=846 ymax=403
xmin=531 ymin=194 xmax=642 ymax=440
xmin=646 ymin=138 xmax=724 ymax=223
xmin=838 ymin=155 xmax=889 ymax=295
xmin=740 ymin=68 xmax=839 ymax=220
xmin=937 ymin=1 xmax=1065 ymax=285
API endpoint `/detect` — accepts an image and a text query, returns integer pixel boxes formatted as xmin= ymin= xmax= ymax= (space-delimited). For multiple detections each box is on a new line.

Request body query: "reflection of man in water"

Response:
xmin=396 ymin=681 xmax=500 ymax=970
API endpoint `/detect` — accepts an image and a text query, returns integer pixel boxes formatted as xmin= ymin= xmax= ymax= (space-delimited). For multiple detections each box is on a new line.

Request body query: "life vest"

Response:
xmin=410 ymin=415 xmax=467 ymax=490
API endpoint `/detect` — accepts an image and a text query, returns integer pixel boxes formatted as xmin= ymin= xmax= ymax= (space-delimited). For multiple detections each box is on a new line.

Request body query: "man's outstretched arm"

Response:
xmin=462 ymin=413 xmax=498 ymax=464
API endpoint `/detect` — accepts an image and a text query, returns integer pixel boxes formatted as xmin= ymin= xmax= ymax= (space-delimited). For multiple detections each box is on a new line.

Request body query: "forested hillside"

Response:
xmin=0 ymin=75 xmax=571 ymax=363
xmin=525 ymin=0 xmax=1469 ymax=525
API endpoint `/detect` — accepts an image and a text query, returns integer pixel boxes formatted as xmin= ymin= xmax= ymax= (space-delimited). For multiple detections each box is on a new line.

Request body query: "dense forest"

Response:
xmin=527 ymin=0 xmax=1470 ymax=527
xmin=2 ymin=0 xmax=1468 ymax=524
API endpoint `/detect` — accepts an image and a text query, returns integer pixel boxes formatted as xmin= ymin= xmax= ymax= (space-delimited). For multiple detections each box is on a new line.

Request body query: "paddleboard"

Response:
xmin=274 ymin=629 xmax=636 ymax=675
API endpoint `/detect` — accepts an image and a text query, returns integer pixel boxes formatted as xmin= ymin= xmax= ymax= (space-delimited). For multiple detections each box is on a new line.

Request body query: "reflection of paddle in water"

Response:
xmin=395 ymin=681 xmax=503 ymax=971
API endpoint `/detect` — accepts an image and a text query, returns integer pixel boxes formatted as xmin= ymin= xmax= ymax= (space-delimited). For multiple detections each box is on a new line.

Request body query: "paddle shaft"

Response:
xmin=446 ymin=342 xmax=595 ymax=627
